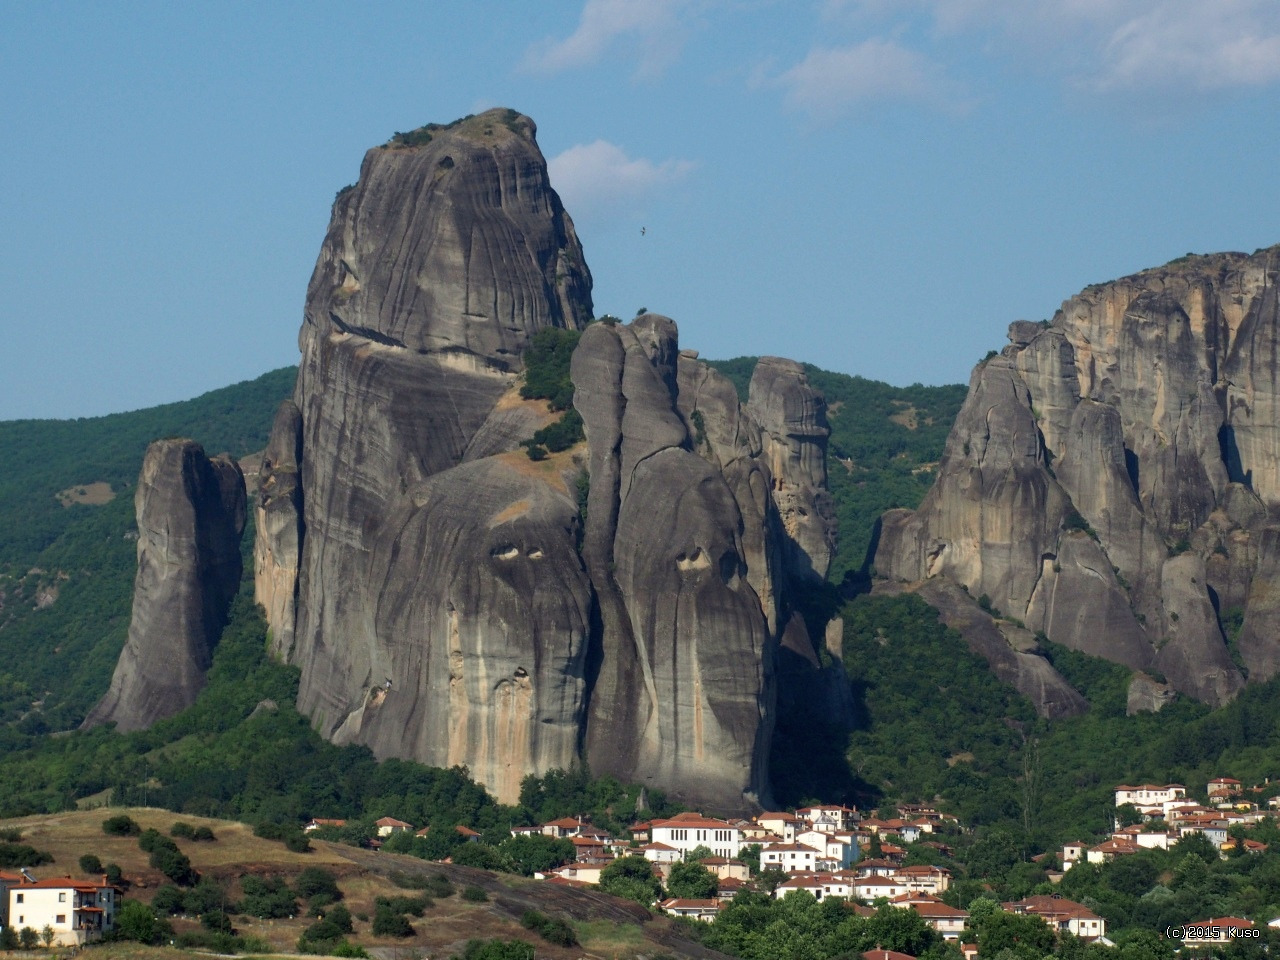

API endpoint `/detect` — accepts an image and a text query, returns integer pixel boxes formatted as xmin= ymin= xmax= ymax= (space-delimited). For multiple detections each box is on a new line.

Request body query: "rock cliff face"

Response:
xmin=878 ymin=247 xmax=1280 ymax=706
xmin=85 ymin=439 xmax=246 ymax=731
xmin=247 ymin=110 xmax=842 ymax=810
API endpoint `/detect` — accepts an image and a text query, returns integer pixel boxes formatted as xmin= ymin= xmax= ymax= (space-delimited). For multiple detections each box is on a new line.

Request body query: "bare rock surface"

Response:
xmin=877 ymin=247 xmax=1280 ymax=703
xmin=241 ymin=111 xmax=849 ymax=811
xmin=85 ymin=439 xmax=246 ymax=731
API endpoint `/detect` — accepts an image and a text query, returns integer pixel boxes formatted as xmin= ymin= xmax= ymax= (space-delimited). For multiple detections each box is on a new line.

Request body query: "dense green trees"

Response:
xmin=599 ymin=855 xmax=665 ymax=905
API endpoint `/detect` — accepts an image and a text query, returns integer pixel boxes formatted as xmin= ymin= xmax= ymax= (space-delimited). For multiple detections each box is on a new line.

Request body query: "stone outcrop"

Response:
xmin=242 ymin=110 xmax=843 ymax=811
xmin=878 ymin=247 xmax=1280 ymax=705
xmin=84 ymin=439 xmax=246 ymax=731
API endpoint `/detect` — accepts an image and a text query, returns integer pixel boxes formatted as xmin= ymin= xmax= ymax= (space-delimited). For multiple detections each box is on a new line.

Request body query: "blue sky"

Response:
xmin=3 ymin=1 xmax=1279 ymax=419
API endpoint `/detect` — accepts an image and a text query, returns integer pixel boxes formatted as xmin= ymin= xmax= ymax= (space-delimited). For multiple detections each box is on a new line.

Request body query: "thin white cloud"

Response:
xmin=837 ymin=0 xmax=1280 ymax=94
xmin=774 ymin=39 xmax=952 ymax=117
xmin=548 ymin=141 xmax=695 ymax=219
xmin=1093 ymin=3 xmax=1280 ymax=92
xmin=522 ymin=0 xmax=694 ymax=79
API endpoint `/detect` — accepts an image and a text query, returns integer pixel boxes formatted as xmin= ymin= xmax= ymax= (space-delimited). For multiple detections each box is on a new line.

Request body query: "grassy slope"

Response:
xmin=5 ymin=808 xmax=682 ymax=960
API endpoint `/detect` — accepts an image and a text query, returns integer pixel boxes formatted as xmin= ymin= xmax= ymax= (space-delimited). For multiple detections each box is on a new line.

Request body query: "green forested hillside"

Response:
xmin=708 ymin=358 xmax=967 ymax=583
xmin=0 ymin=368 xmax=296 ymax=731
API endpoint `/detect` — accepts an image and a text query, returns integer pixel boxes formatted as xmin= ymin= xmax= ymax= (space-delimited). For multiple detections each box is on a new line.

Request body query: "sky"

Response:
xmin=3 ymin=1 xmax=1279 ymax=420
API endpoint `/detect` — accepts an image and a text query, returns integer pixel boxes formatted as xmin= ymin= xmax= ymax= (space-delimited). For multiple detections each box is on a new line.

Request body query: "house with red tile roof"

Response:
xmin=768 ymin=870 xmax=829 ymax=901
xmin=1086 ymin=837 xmax=1140 ymax=864
xmin=1208 ymin=777 xmax=1243 ymax=799
xmin=6 ymin=876 xmax=120 ymax=946
xmin=541 ymin=816 xmax=585 ymax=839
xmin=303 ymin=817 xmax=346 ymax=832
xmin=893 ymin=864 xmax=951 ymax=895
xmin=650 ymin=813 xmax=741 ymax=859
xmin=375 ymin=816 xmax=413 ymax=837
xmin=1003 ymin=895 xmax=1106 ymax=940
xmin=659 ymin=897 xmax=721 ymax=921
xmin=760 ymin=842 xmax=819 ymax=874
xmin=891 ymin=893 xmax=969 ymax=939
xmin=863 ymin=949 xmax=916 ymax=960
xmin=1182 ymin=917 xmax=1255 ymax=946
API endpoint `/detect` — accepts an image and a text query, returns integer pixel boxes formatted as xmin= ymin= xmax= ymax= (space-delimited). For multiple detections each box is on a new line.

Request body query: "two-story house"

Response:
xmin=649 ymin=813 xmax=741 ymax=859
xmin=7 ymin=876 xmax=119 ymax=946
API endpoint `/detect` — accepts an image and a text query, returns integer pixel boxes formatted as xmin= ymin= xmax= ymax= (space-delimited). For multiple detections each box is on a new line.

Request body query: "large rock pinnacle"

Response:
xmin=85 ymin=439 xmax=246 ymax=731
xmin=878 ymin=247 xmax=1280 ymax=706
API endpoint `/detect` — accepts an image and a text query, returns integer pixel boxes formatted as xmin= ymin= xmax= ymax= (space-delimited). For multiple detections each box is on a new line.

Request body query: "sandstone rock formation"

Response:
xmin=85 ymin=439 xmax=246 ymax=731
xmin=245 ymin=110 xmax=843 ymax=811
xmin=878 ymin=247 xmax=1280 ymax=706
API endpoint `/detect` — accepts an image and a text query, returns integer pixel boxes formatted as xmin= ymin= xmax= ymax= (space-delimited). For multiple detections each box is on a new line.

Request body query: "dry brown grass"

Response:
xmin=55 ymin=482 xmax=115 ymax=507
xmin=1 ymin=809 xmax=704 ymax=960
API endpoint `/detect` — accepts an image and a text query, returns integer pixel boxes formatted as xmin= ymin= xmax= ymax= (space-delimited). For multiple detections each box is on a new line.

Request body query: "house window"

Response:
xmin=59 ymin=892 xmax=67 ymax=902
xmin=16 ymin=894 xmax=23 ymax=903
xmin=56 ymin=915 xmax=66 ymax=924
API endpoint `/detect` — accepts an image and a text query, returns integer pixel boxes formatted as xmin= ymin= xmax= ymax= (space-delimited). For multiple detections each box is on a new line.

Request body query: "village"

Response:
xmin=295 ymin=773 xmax=1280 ymax=957
xmin=3 ymin=773 xmax=1278 ymax=955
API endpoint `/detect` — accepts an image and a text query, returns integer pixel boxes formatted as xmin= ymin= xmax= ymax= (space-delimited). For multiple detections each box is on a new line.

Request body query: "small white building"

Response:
xmin=7 ymin=877 xmax=118 ymax=946
xmin=659 ymin=898 xmax=720 ymax=921
xmin=797 ymin=830 xmax=857 ymax=870
xmin=1114 ymin=784 xmax=1186 ymax=816
xmin=374 ymin=817 xmax=413 ymax=837
xmin=761 ymin=842 xmax=818 ymax=873
xmin=854 ymin=876 xmax=907 ymax=901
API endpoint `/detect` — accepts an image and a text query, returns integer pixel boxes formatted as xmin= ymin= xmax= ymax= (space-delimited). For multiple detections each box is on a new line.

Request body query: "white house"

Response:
xmin=761 ymin=842 xmax=818 ymax=873
xmin=649 ymin=813 xmax=741 ymax=860
xmin=893 ymin=894 xmax=969 ymax=940
xmin=374 ymin=817 xmax=413 ymax=837
xmin=755 ymin=812 xmax=800 ymax=842
xmin=796 ymin=806 xmax=858 ymax=832
xmin=1114 ymin=784 xmax=1186 ymax=816
xmin=638 ymin=842 xmax=682 ymax=864
xmin=659 ymin=898 xmax=720 ymax=921
xmin=1004 ymin=895 xmax=1106 ymax=941
xmin=893 ymin=865 xmax=951 ymax=895
xmin=773 ymin=873 xmax=830 ymax=900
xmin=7 ymin=877 xmax=118 ymax=946
xmin=797 ymin=830 xmax=857 ymax=870
xmin=854 ymin=876 xmax=907 ymax=901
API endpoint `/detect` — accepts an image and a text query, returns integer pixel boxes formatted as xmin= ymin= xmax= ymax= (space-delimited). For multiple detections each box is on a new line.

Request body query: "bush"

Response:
xmin=201 ymin=909 xmax=234 ymax=933
xmin=523 ymin=409 xmax=584 ymax=458
xmin=103 ymin=814 xmax=141 ymax=836
xmin=325 ymin=903 xmax=354 ymax=933
xmin=140 ymin=831 xmax=197 ymax=885
xmin=375 ymin=894 xmax=430 ymax=917
xmin=171 ymin=821 xmax=195 ymax=839
xmin=520 ymin=909 xmax=578 ymax=946
xmin=462 ymin=885 xmax=488 ymax=902
xmin=520 ymin=328 xmax=581 ymax=411
xmin=295 ymin=866 xmax=341 ymax=903
xmin=105 ymin=863 xmax=124 ymax=885
xmin=460 ymin=940 xmax=535 ymax=960
xmin=79 ymin=853 xmax=104 ymax=874
xmin=192 ymin=826 xmax=217 ymax=841
xmin=152 ymin=884 xmax=187 ymax=915
xmin=114 ymin=899 xmax=170 ymax=944
xmin=238 ymin=875 xmax=297 ymax=918
xmin=254 ymin=820 xmax=310 ymax=852
xmin=371 ymin=905 xmax=414 ymax=937
xmin=0 ymin=842 xmax=53 ymax=867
